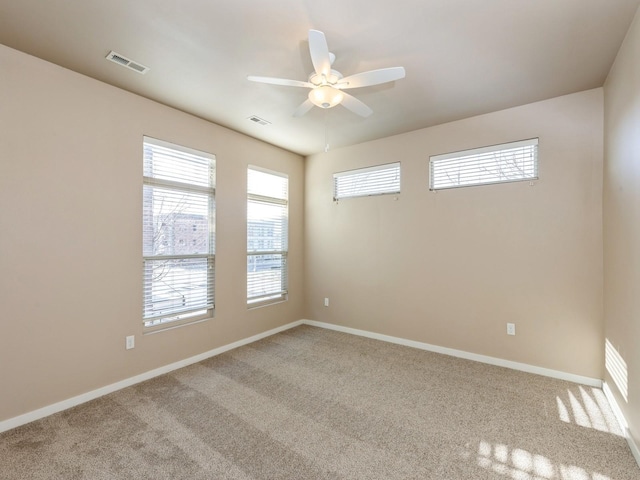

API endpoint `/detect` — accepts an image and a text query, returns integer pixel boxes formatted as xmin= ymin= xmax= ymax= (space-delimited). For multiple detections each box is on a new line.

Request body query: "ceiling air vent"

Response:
xmin=247 ymin=115 xmax=271 ymax=126
xmin=105 ymin=51 xmax=149 ymax=74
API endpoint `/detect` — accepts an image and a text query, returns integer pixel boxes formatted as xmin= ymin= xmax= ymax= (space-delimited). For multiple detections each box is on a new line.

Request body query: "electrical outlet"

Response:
xmin=506 ymin=323 xmax=516 ymax=336
xmin=126 ymin=335 xmax=135 ymax=350
xmin=324 ymin=297 xmax=329 ymax=307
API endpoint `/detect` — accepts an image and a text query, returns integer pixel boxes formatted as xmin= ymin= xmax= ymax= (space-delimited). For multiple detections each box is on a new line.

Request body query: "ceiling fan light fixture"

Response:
xmin=248 ymin=30 xmax=405 ymax=117
xmin=309 ymin=85 xmax=344 ymax=109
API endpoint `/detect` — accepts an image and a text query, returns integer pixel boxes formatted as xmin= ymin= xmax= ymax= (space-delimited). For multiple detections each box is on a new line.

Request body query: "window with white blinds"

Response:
xmin=247 ymin=167 xmax=288 ymax=306
xmin=333 ymin=162 xmax=401 ymax=200
xmin=142 ymin=137 xmax=215 ymax=329
xmin=430 ymin=138 xmax=538 ymax=190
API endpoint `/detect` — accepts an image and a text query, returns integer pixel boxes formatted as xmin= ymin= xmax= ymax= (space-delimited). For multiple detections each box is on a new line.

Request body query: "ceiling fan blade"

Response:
xmin=338 ymin=67 xmax=406 ymax=89
xmin=247 ymin=76 xmax=312 ymax=88
xmin=340 ymin=92 xmax=373 ymax=117
xmin=308 ymin=30 xmax=332 ymax=76
xmin=293 ymin=99 xmax=314 ymax=117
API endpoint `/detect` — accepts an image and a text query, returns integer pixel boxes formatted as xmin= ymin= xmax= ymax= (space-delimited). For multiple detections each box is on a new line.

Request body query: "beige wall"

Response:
xmin=604 ymin=7 xmax=640 ymax=449
xmin=0 ymin=36 xmax=622 ymax=428
xmin=305 ymin=89 xmax=604 ymax=379
xmin=0 ymin=44 xmax=305 ymax=422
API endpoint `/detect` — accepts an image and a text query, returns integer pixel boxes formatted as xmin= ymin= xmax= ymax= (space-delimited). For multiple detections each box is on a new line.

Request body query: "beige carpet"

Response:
xmin=0 ymin=325 xmax=638 ymax=479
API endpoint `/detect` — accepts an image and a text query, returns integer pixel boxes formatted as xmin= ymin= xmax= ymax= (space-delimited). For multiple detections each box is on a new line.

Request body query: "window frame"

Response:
xmin=247 ymin=166 xmax=289 ymax=308
xmin=429 ymin=138 xmax=539 ymax=191
xmin=333 ymin=162 xmax=401 ymax=201
xmin=142 ymin=136 xmax=216 ymax=331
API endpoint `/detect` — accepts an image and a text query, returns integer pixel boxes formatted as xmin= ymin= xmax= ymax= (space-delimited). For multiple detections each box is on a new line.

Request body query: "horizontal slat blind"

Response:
xmin=247 ymin=253 xmax=288 ymax=303
xmin=143 ymin=137 xmax=215 ymax=327
xmin=247 ymin=167 xmax=288 ymax=306
xmin=142 ymin=186 xmax=212 ymax=256
xmin=248 ymin=167 xmax=288 ymax=200
xmin=144 ymin=139 xmax=214 ymax=187
xmin=333 ymin=162 xmax=400 ymax=200
xmin=430 ymin=138 xmax=538 ymax=190
xmin=143 ymin=257 xmax=214 ymax=320
xmin=247 ymin=200 xmax=288 ymax=252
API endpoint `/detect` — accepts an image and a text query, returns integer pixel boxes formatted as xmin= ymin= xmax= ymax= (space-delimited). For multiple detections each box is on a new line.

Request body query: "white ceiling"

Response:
xmin=1 ymin=0 xmax=638 ymax=156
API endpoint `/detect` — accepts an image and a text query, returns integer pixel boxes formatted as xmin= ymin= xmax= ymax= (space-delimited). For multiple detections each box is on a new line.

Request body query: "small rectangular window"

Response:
xmin=142 ymin=137 xmax=215 ymax=329
xmin=333 ymin=162 xmax=400 ymax=200
xmin=247 ymin=167 xmax=288 ymax=307
xmin=429 ymin=138 xmax=538 ymax=191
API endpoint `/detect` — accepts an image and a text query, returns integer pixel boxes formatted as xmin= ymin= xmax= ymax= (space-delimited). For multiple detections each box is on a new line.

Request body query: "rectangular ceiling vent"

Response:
xmin=247 ymin=115 xmax=271 ymax=126
xmin=105 ymin=51 xmax=149 ymax=74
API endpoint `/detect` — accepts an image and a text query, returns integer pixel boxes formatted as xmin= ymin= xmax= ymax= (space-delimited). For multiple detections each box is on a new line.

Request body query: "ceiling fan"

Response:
xmin=248 ymin=30 xmax=406 ymax=118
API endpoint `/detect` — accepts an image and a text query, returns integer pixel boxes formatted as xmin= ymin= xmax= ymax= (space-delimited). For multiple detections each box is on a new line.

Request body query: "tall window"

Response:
xmin=430 ymin=138 xmax=538 ymax=191
xmin=142 ymin=137 xmax=215 ymax=329
xmin=247 ymin=167 xmax=288 ymax=306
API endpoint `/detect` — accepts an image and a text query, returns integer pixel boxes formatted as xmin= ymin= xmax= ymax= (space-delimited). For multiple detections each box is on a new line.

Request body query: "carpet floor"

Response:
xmin=1 ymin=325 xmax=638 ymax=479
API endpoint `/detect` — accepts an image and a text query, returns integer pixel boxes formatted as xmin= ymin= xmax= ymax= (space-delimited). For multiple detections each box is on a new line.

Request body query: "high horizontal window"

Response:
xmin=333 ymin=162 xmax=401 ymax=200
xmin=430 ymin=138 xmax=538 ymax=191
xmin=142 ymin=137 xmax=215 ymax=329
xmin=247 ymin=167 xmax=288 ymax=307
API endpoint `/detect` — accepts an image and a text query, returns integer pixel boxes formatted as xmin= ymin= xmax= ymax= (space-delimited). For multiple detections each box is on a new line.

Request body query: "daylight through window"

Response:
xmin=333 ymin=162 xmax=401 ymax=200
xmin=430 ymin=138 xmax=538 ymax=190
xmin=247 ymin=167 xmax=288 ymax=307
xmin=142 ymin=137 xmax=215 ymax=328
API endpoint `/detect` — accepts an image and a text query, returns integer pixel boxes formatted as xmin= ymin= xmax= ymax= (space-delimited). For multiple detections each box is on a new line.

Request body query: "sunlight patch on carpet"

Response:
xmin=476 ymin=441 xmax=613 ymax=480
xmin=555 ymin=387 xmax=621 ymax=435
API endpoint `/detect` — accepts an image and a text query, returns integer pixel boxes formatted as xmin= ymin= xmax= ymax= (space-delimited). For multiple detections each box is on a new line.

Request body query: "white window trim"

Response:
xmin=333 ymin=162 xmax=401 ymax=201
xmin=247 ymin=166 xmax=289 ymax=308
xmin=429 ymin=138 xmax=538 ymax=191
xmin=142 ymin=136 xmax=216 ymax=331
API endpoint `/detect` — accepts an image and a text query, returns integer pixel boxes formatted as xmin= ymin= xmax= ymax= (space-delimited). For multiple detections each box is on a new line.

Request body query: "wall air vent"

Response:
xmin=247 ymin=115 xmax=271 ymax=126
xmin=105 ymin=51 xmax=149 ymax=74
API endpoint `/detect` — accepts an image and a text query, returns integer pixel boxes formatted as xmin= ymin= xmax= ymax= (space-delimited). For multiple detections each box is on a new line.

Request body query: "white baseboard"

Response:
xmin=302 ymin=320 xmax=602 ymax=387
xmin=302 ymin=322 xmax=640 ymax=467
xmin=0 ymin=320 xmax=304 ymax=434
xmin=603 ymin=382 xmax=640 ymax=469
xmin=0 ymin=318 xmax=614 ymax=437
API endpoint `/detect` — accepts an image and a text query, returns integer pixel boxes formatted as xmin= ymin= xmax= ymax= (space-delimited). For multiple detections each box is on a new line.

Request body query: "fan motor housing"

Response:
xmin=309 ymin=70 xmax=343 ymax=86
